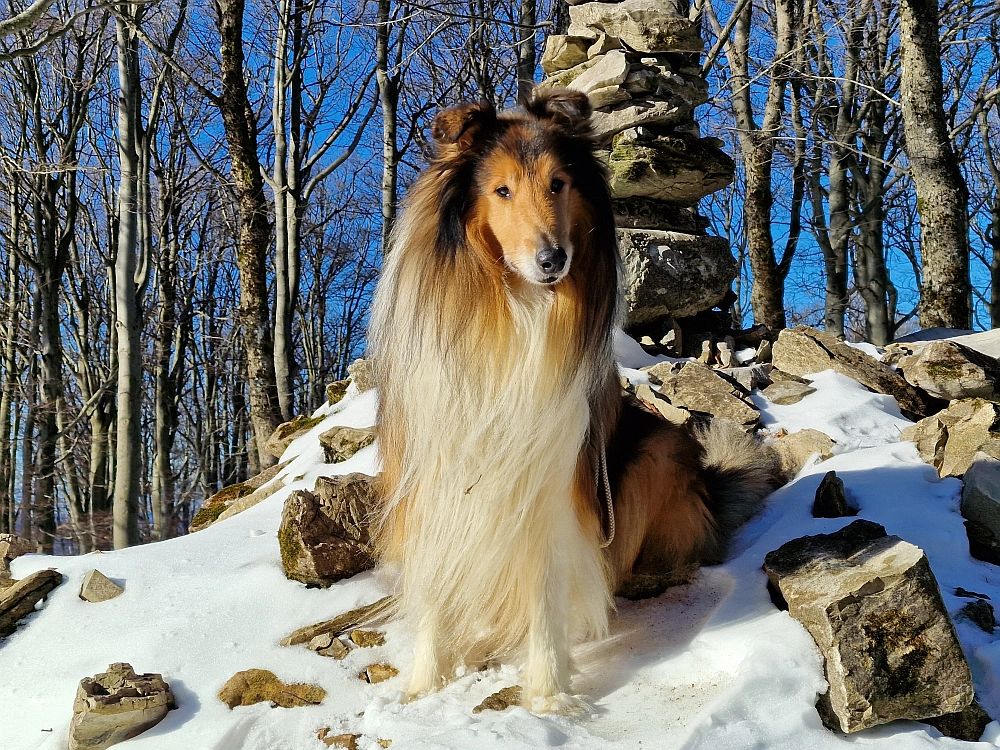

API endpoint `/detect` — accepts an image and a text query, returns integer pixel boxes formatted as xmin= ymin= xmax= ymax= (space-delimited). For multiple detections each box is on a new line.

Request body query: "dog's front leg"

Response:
xmin=407 ymin=609 xmax=448 ymax=698
xmin=521 ymin=557 xmax=578 ymax=714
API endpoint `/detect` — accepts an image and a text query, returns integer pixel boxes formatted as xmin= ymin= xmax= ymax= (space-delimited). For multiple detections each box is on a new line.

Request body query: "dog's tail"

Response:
xmin=695 ymin=420 xmax=782 ymax=544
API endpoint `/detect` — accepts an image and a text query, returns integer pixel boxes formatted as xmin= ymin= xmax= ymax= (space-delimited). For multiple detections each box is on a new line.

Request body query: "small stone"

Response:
xmin=635 ymin=384 xmax=690 ymax=425
xmin=280 ymin=596 xmax=394 ymax=647
xmin=539 ymin=35 xmax=590 ymax=75
xmin=79 ymin=570 xmax=124 ymax=603
xmin=264 ymin=414 xmax=326 ymax=459
xmin=318 ymin=639 xmax=351 ymax=659
xmin=69 ymin=663 xmax=175 ymax=750
xmin=718 ymin=364 xmax=773 ymax=393
xmin=317 ymin=729 xmax=360 ymax=749
xmin=319 ymin=425 xmax=376 ymax=464
xmin=811 ymin=471 xmax=856 ymax=518
xmin=762 ymin=380 xmax=817 ymax=406
xmin=955 ymin=587 xmax=990 ymax=600
xmin=922 ymin=700 xmax=993 ymax=741
xmin=308 ymin=633 xmax=334 ymax=651
xmin=756 ymin=339 xmax=773 ymax=363
xmin=359 ymin=663 xmax=398 ymax=684
xmin=346 ymin=358 xmax=377 ymax=393
xmin=763 ymin=520 xmax=974 ymax=733
xmin=473 ymin=685 xmax=523 ymax=714
xmin=716 ymin=337 xmax=736 ymax=368
xmin=326 ymin=379 xmax=351 ymax=406
xmin=218 ymin=669 xmax=325 ymax=709
xmin=378 ymin=741 xmax=393 ymax=748
xmin=957 ymin=599 xmax=996 ymax=633
xmin=772 ymin=428 xmax=836 ymax=480
xmin=350 ymin=629 xmax=386 ymax=648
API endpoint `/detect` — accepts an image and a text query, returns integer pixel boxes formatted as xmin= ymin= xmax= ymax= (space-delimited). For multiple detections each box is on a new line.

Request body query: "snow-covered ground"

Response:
xmin=5 ymin=345 xmax=1000 ymax=749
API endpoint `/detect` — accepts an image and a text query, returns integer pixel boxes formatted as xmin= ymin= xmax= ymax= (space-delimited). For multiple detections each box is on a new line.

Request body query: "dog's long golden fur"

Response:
xmin=369 ymin=88 xmax=777 ymax=712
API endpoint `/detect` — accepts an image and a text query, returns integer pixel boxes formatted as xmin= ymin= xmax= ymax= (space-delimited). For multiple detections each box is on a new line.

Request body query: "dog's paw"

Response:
xmin=524 ymin=691 xmax=587 ymax=715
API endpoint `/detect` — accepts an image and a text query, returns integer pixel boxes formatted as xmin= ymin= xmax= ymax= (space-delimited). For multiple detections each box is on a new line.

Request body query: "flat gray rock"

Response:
xmin=762 ymin=380 xmax=816 ymax=405
xmin=764 ymin=520 xmax=973 ymax=733
xmin=567 ymin=0 xmax=703 ymax=53
xmin=898 ymin=340 xmax=1000 ymax=401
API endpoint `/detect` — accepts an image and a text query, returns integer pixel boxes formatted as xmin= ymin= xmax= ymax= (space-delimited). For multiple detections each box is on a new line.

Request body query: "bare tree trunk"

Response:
xmin=376 ymin=0 xmax=398 ymax=253
xmin=723 ymin=0 xmax=798 ymax=331
xmin=214 ymin=0 xmax=283 ymax=467
xmin=112 ymin=12 xmax=143 ymax=548
xmin=980 ymin=111 xmax=1000 ymax=328
xmin=898 ymin=0 xmax=971 ymax=329
xmin=516 ymin=0 xmax=536 ymax=103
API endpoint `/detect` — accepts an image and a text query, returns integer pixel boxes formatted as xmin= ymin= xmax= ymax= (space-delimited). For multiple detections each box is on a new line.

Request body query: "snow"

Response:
xmin=5 ymin=354 xmax=1000 ymax=749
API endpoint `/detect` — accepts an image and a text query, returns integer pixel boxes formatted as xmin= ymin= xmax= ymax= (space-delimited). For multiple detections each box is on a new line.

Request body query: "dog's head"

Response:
xmin=430 ymin=89 xmax=612 ymax=287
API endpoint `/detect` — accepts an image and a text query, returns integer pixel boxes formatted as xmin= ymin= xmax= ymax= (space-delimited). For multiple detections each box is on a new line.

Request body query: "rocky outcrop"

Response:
xmin=69 ymin=663 xmax=175 ymax=750
xmin=657 ymin=362 xmax=760 ymax=431
xmin=278 ymin=473 xmax=379 ymax=587
xmin=763 ymin=520 xmax=973 ymax=733
xmin=189 ymin=459 xmax=290 ymax=532
xmin=772 ymin=326 xmax=933 ymax=418
xmin=319 ymin=425 xmax=376 ymax=464
xmin=897 ymin=340 xmax=1000 ymax=401
xmin=538 ymin=0 xmax=736 ymax=330
xmin=901 ymin=399 xmax=1000 ymax=478
xmin=0 ymin=568 xmax=62 ymax=638
xmin=217 ymin=669 xmax=325 ymax=709
xmin=79 ymin=569 xmax=124 ymax=603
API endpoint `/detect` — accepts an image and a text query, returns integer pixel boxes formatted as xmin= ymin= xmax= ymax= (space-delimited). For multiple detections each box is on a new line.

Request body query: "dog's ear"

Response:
xmin=431 ymin=101 xmax=496 ymax=153
xmin=525 ymin=88 xmax=593 ymax=134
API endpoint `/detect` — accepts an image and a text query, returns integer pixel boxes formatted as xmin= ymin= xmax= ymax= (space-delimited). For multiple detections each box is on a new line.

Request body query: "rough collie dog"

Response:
xmin=369 ymin=88 xmax=777 ymax=713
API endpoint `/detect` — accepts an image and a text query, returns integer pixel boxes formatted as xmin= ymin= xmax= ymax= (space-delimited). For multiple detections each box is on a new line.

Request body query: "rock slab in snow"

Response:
xmin=265 ymin=414 xmax=327 ymax=459
xmin=772 ymin=326 xmax=932 ymax=418
xmin=189 ymin=459 xmax=290 ymax=532
xmin=772 ymin=428 xmax=835 ymax=480
xmin=69 ymin=663 xmax=175 ymax=750
xmin=217 ymin=668 xmax=325 ymax=709
xmin=898 ymin=340 xmax=1000 ymax=401
xmin=319 ymin=425 xmax=376 ymax=464
xmin=280 ymin=596 xmax=394 ymax=647
xmin=473 ymin=686 xmax=523 ymax=714
xmin=763 ymin=380 xmax=817 ymax=405
xmin=960 ymin=453 xmax=1000 ymax=564
xmin=902 ymin=399 xmax=1000 ymax=478
xmin=79 ymin=569 xmax=124 ymax=603
xmin=0 ymin=568 xmax=62 ymax=638
xmin=763 ymin=519 xmax=973 ymax=733
xmin=278 ymin=473 xmax=379 ymax=587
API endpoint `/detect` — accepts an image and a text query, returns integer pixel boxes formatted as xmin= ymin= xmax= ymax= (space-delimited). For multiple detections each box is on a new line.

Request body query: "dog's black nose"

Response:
xmin=536 ymin=246 xmax=567 ymax=275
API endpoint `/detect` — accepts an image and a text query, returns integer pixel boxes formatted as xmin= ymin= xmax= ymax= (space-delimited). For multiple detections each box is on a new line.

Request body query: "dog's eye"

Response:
xmin=495 ymin=186 xmax=510 ymax=198
xmin=551 ymin=178 xmax=565 ymax=193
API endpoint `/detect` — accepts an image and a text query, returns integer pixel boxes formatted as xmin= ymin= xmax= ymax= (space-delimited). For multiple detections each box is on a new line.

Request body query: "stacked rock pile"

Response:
xmin=538 ymin=0 xmax=738 ymax=340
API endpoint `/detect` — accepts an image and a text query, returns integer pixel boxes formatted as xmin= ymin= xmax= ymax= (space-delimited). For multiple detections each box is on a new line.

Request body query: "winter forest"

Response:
xmin=0 ymin=0 xmax=998 ymax=554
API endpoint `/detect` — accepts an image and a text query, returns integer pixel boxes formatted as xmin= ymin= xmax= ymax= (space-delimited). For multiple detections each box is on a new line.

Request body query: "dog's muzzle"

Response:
xmin=536 ymin=246 xmax=567 ymax=282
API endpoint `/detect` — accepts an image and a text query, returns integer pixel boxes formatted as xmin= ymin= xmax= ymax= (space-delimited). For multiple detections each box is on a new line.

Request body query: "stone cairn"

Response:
xmin=538 ymin=0 xmax=738 ymax=353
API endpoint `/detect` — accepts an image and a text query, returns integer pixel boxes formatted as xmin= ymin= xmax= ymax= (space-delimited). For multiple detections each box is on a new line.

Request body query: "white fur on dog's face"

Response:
xmin=478 ymin=145 xmax=580 ymax=286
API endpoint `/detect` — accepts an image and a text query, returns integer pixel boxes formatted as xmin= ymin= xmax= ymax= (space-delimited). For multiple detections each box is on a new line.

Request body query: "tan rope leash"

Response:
xmin=597 ymin=443 xmax=615 ymax=549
